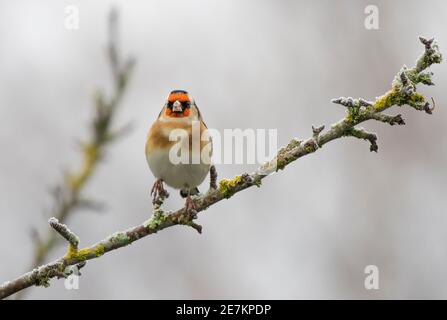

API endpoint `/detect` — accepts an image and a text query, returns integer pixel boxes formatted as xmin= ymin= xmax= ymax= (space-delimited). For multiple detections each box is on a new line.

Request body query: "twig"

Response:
xmin=48 ymin=218 xmax=79 ymax=249
xmin=370 ymin=113 xmax=406 ymax=126
xmin=344 ymin=127 xmax=378 ymax=152
xmin=17 ymin=8 xmax=134 ymax=299
xmin=0 ymin=36 xmax=442 ymax=299
xmin=312 ymin=125 xmax=325 ymax=146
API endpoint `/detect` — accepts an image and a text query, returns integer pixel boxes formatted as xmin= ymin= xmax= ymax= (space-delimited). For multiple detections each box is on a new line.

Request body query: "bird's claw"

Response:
xmin=151 ymin=179 xmax=169 ymax=204
xmin=184 ymin=196 xmax=197 ymax=218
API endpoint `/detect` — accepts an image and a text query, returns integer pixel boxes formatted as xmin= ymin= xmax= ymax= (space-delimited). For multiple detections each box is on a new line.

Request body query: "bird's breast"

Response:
xmin=145 ymin=119 xmax=212 ymax=190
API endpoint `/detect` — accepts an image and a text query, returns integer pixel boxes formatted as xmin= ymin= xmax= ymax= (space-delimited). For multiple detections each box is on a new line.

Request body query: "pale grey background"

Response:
xmin=0 ymin=0 xmax=446 ymax=299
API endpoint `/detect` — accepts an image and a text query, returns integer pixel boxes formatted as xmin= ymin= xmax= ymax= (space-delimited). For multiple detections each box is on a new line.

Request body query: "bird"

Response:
xmin=145 ymin=90 xmax=212 ymax=211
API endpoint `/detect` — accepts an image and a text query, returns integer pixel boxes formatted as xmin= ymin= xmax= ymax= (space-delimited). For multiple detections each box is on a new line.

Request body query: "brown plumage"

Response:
xmin=145 ymin=90 xmax=212 ymax=209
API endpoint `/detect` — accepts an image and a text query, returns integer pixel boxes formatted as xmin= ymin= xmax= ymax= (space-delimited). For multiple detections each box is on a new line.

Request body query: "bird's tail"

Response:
xmin=180 ymin=187 xmax=199 ymax=198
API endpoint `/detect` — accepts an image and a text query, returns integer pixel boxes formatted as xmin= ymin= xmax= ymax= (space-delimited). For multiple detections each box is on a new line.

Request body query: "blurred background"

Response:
xmin=0 ymin=0 xmax=446 ymax=299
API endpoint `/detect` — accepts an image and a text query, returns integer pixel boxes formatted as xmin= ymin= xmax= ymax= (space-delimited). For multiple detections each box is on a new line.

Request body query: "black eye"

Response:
xmin=167 ymin=101 xmax=173 ymax=109
xmin=182 ymin=101 xmax=191 ymax=108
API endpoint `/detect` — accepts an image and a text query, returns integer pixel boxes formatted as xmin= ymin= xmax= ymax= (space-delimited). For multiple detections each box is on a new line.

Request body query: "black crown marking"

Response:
xmin=170 ymin=89 xmax=188 ymax=94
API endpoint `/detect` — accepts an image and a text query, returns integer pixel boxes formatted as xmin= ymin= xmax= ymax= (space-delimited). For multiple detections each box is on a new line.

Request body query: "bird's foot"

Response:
xmin=176 ymin=196 xmax=201 ymax=234
xmin=151 ymin=179 xmax=169 ymax=205
xmin=184 ymin=195 xmax=197 ymax=218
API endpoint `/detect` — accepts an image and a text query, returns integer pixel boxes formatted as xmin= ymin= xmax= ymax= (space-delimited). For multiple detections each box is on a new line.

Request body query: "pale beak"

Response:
xmin=172 ymin=100 xmax=182 ymax=112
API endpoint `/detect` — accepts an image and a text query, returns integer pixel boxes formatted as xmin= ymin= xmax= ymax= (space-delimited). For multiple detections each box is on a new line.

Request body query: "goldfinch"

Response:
xmin=145 ymin=90 xmax=212 ymax=210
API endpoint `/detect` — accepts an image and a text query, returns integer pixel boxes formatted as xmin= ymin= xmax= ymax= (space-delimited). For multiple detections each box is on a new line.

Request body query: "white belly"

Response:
xmin=146 ymin=149 xmax=210 ymax=190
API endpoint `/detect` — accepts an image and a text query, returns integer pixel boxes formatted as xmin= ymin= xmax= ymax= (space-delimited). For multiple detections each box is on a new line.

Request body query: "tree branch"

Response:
xmin=0 ymin=36 xmax=442 ymax=299
xmin=19 ymin=9 xmax=135 ymax=299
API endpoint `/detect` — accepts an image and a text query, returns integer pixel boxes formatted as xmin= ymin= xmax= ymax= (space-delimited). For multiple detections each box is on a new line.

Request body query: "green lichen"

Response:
xmin=347 ymin=106 xmax=361 ymax=122
xmin=374 ymin=90 xmax=395 ymax=110
xmin=76 ymin=248 xmax=93 ymax=261
xmin=275 ymin=139 xmax=302 ymax=172
xmin=345 ymin=113 xmax=354 ymax=122
xmin=409 ymin=92 xmax=425 ymax=104
xmin=305 ymin=144 xmax=314 ymax=153
xmin=35 ymin=273 xmax=51 ymax=288
xmin=275 ymin=158 xmax=286 ymax=171
xmin=404 ymin=69 xmax=419 ymax=83
xmin=374 ymin=89 xmax=425 ymax=111
xmin=65 ymin=244 xmax=77 ymax=259
xmin=415 ymin=72 xmax=433 ymax=85
xmin=405 ymin=69 xmax=436 ymax=86
xmin=219 ymin=175 xmax=242 ymax=198
xmin=65 ymin=244 xmax=105 ymax=261
xmin=144 ymin=211 xmax=168 ymax=230
xmin=416 ymin=48 xmax=442 ymax=71
xmin=93 ymin=245 xmax=105 ymax=257
xmin=110 ymin=232 xmax=132 ymax=247
xmin=253 ymin=175 xmax=262 ymax=188
xmin=288 ymin=138 xmax=301 ymax=149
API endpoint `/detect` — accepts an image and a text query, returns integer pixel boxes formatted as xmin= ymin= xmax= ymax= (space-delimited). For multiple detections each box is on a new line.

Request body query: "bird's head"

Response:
xmin=160 ymin=90 xmax=201 ymax=121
